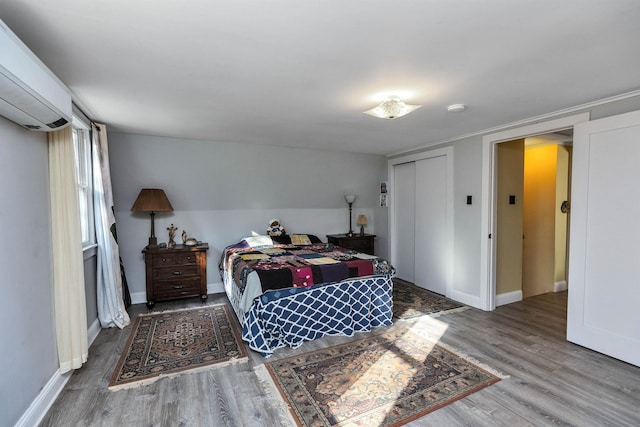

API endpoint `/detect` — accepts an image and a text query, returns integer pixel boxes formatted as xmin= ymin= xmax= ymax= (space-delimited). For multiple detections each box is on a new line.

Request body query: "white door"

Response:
xmin=568 ymin=110 xmax=640 ymax=367
xmin=393 ymin=162 xmax=415 ymax=283
xmin=415 ymin=155 xmax=448 ymax=295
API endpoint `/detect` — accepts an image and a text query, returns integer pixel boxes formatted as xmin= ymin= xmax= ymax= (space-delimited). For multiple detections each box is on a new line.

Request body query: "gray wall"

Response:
xmin=0 ymin=119 xmax=57 ymax=426
xmin=108 ymin=133 xmax=388 ymax=302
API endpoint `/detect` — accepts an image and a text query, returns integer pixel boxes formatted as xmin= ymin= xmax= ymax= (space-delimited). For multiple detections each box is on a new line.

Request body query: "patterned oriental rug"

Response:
xmin=108 ymin=305 xmax=248 ymax=390
xmin=392 ymin=279 xmax=468 ymax=319
xmin=259 ymin=327 xmax=502 ymax=427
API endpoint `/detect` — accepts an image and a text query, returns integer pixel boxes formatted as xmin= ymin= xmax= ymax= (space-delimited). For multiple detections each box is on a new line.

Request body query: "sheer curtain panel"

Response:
xmin=93 ymin=123 xmax=131 ymax=328
xmin=48 ymin=127 xmax=88 ymax=373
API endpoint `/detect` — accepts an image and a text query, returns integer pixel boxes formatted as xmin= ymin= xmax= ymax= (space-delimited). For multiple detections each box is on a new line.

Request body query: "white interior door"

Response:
xmin=568 ymin=110 xmax=640 ymax=367
xmin=393 ymin=162 xmax=415 ymax=283
xmin=415 ymin=156 xmax=448 ymax=295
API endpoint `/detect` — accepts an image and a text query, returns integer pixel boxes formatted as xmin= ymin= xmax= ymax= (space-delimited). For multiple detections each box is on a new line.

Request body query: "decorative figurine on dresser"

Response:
xmin=142 ymin=221 xmax=208 ymax=309
xmin=166 ymin=223 xmax=178 ymax=248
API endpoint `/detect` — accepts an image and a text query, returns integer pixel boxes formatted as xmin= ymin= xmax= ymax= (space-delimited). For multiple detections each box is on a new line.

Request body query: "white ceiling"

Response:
xmin=1 ymin=0 xmax=639 ymax=155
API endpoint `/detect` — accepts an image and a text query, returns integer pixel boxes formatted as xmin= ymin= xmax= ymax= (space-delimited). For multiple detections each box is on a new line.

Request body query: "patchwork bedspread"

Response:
xmin=221 ymin=242 xmax=394 ymax=292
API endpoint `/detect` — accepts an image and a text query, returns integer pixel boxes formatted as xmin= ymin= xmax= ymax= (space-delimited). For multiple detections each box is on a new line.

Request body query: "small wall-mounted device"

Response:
xmin=467 ymin=195 xmax=472 ymax=205
xmin=509 ymin=195 xmax=516 ymax=205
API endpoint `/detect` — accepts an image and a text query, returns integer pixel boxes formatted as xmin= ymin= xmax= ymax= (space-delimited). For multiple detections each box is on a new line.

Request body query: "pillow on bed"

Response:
xmin=271 ymin=234 xmax=322 ymax=245
xmin=306 ymin=234 xmax=322 ymax=243
xmin=290 ymin=234 xmax=312 ymax=245
xmin=244 ymin=235 xmax=273 ymax=247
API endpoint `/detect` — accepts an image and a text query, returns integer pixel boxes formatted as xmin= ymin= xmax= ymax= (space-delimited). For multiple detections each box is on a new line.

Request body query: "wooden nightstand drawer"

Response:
xmin=153 ymin=253 xmax=177 ymax=265
xmin=153 ymin=265 xmax=198 ymax=280
xmin=177 ymin=252 xmax=198 ymax=264
xmin=154 ymin=277 xmax=201 ymax=297
xmin=143 ymin=243 xmax=209 ymax=308
xmin=326 ymin=234 xmax=376 ymax=256
xmin=348 ymin=238 xmax=370 ymax=251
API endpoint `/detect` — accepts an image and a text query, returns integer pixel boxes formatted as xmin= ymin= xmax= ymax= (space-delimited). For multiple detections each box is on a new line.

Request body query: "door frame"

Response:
xmin=388 ymin=146 xmax=454 ymax=296
xmin=480 ymin=113 xmax=589 ymax=311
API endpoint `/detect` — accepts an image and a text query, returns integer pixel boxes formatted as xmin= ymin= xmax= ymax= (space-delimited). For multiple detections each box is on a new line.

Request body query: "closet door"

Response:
xmin=393 ymin=162 xmax=415 ymax=283
xmin=415 ymin=155 xmax=448 ymax=295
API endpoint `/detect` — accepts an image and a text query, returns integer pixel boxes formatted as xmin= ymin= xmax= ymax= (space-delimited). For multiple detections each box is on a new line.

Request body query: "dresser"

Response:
xmin=142 ymin=243 xmax=208 ymax=308
xmin=326 ymin=234 xmax=376 ymax=255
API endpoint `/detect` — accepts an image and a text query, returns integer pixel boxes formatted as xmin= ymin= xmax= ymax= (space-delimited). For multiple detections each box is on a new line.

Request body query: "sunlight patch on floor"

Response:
xmin=328 ymin=317 xmax=450 ymax=424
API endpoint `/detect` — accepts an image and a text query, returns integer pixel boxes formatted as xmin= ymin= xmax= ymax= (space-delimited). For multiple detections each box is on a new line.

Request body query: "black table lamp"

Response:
xmin=344 ymin=194 xmax=356 ymax=237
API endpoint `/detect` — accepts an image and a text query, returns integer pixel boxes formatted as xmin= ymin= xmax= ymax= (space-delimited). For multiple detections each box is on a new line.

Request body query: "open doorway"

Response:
xmin=495 ymin=132 xmax=572 ymax=305
xmin=479 ymin=112 xmax=589 ymax=311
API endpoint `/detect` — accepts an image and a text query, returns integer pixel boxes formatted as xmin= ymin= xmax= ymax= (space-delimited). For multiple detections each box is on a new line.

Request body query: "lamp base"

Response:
xmin=148 ymin=236 xmax=158 ymax=248
xmin=359 ymin=226 xmax=365 ymax=236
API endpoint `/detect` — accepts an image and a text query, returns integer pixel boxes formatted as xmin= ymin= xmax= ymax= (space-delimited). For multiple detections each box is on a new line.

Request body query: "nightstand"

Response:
xmin=326 ymin=234 xmax=376 ymax=255
xmin=142 ymin=243 xmax=208 ymax=308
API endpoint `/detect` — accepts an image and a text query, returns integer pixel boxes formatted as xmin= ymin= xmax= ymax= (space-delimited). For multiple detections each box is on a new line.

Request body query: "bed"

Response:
xmin=219 ymin=234 xmax=395 ymax=356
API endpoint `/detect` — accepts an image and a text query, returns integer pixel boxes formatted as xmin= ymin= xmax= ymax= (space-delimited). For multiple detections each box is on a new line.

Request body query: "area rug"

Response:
xmin=258 ymin=326 xmax=502 ymax=427
xmin=108 ymin=304 xmax=248 ymax=390
xmin=393 ymin=278 xmax=468 ymax=319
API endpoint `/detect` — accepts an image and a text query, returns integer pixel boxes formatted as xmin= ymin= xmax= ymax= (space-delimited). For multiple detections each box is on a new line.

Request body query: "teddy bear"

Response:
xmin=267 ymin=218 xmax=286 ymax=236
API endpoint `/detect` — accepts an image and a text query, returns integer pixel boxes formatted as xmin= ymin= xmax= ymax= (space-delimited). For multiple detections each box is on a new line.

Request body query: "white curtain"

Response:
xmin=93 ymin=123 xmax=130 ymax=329
xmin=48 ymin=127 xmax=88 ymax=373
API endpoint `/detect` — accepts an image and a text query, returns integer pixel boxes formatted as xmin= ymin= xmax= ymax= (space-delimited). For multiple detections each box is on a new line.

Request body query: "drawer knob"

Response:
xmin=172 ymin=271 xmax=183 ymax=276
xmin=173 ymin=285 xmax=184 ymax=289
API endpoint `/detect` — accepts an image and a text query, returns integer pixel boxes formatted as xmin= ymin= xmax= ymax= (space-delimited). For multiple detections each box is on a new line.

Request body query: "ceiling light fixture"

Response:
xmin=363 ymin=96 xmax=421 ymax=119
xmin=447 ymin=104 xmax=466 ymax=112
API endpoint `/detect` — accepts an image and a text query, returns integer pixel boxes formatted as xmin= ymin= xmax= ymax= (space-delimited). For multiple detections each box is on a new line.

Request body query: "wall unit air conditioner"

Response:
xmin=0 ymin=19 xmax=71 ymax=131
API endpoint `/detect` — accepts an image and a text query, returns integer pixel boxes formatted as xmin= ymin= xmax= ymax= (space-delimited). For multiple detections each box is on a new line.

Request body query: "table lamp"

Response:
xmin=344 ymin=194 xmax=356 ymax=237
xmin=131 ymin=188 xmax=173 ymax=247
xmin=356 ymin=214 xmax=368 ymax=236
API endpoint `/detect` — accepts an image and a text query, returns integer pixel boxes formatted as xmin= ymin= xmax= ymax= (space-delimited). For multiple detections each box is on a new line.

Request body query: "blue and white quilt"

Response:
xmin=243 ymin=275 xmax=393 ymax=356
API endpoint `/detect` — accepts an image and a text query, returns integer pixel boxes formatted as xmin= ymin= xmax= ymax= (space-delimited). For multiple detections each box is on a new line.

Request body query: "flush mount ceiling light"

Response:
xmin=363 ymin=96 xmax=421 ymax=119
xmin=447 ymin=103 xmax=466 ymax=112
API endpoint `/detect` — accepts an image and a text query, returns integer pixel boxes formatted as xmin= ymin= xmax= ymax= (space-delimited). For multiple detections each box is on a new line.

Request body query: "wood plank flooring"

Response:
xmin=39 ymin=291 xmax=640 ymax=426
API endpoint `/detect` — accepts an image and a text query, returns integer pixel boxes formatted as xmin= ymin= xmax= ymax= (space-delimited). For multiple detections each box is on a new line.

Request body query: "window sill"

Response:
xmin=83 ymin=243 xmax=98 ymax=261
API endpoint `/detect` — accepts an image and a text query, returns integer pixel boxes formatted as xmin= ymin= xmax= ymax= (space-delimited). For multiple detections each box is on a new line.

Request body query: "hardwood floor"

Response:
xmin=40 ymin=291 xmax=640 ymax=426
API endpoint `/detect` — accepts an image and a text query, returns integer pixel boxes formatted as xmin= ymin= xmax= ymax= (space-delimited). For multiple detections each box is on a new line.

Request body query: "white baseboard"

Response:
xmin=130 ymin=291 xmax=147 ymax=305
xmin=554 ymin=280 xmax=568 ymax=292
xmin=15 ymin=367 xmax=72 ymax=427
xmin=496 ymin=290 xmax=523 ymax=307
xmin=16 ymin=317 xmax=107 ymax=427
xmin=207 ymin=282 xmax=224 ymax=295
xmin=449 ymin=289 xmax=485 ymax=311
xmin=87 ymin=318 xmax=101 ymax=346
xmin=130 ymin=282 xmax=224 ymax=306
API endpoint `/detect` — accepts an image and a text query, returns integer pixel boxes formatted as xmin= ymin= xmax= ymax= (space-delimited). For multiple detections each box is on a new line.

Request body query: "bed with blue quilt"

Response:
xmin=219 ymin=234 xmax=395 ymax=356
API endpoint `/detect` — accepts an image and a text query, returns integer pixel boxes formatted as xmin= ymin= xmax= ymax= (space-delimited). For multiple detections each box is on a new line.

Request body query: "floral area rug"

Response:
xmin=259 ymin=326 xmax=501 ymax=426
xmin=108 ymin=305 xmax=247 ymax=390
xmin=393 ymin=278 xmax=468 ymax=319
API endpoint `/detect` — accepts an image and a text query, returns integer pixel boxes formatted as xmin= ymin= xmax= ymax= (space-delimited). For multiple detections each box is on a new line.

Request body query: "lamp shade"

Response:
xmin=344 ymin=194 xmax=356 ymax=204
xmin=131 ymin=189 xmax=173 ymax=213
xmin=356 ymin=215 xmax=368 ymax=226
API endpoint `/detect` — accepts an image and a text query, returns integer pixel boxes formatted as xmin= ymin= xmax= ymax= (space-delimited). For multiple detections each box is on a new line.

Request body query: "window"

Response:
xmin=72 ymin=116 xmax=94 ymax=248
